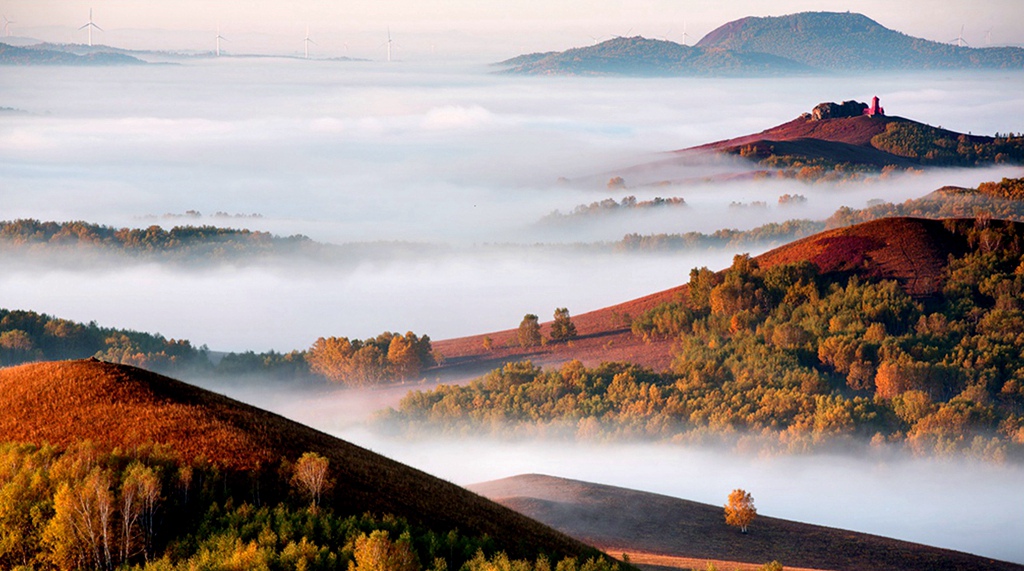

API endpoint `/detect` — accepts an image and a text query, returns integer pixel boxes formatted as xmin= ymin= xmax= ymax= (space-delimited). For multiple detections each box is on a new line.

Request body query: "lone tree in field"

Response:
xmin=724 ymin=488 xmax=757 ymax=533
xmin=292 ymin=452 xmax=331 ymax=510
xmin=518 ymin=314 xmax=542 ymax=348
xmin=550 ymin=307 xmax=577 ymax=342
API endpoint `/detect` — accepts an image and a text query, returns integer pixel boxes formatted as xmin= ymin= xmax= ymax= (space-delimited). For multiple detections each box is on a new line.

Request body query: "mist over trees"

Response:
xmin=384 ymin=220 xmax=1024 ymax=460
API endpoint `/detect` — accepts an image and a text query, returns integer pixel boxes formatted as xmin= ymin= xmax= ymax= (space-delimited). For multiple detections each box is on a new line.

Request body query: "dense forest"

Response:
xmin=383 ymin=218 xmax=1024 ymax=460
xmin=0 ymin=442 xmax=619 ymax=571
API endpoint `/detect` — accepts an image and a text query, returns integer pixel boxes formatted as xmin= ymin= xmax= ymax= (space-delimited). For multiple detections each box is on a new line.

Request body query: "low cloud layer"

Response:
xmin=2 ymin=62 xmax=1023 ymax=350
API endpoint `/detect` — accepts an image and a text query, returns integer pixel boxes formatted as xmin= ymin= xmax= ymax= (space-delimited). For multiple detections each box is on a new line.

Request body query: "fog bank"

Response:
xmin=2 ymin=62 xmax=1023 ymax=350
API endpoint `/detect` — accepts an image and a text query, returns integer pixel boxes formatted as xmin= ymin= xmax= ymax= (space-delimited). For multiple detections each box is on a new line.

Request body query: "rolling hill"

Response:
xmin=469 ymin=474 xmax=1023 ymax=571
xmin=696 ymin=12 xmax=1024 ymax=70
xmin=495 ymin=36 xmax=812 ymax=76
xmin=0 ymin=42 xmax=145 ymax=65
xmin=431 ymin=216 xmax=993 ymax=374
xmin=0 ymin=358 xmax=601 ymax=561
xmin=687 ymin=104 xmax=998 ymax=167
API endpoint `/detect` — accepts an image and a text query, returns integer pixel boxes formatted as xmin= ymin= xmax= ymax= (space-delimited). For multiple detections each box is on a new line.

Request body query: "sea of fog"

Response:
xmin=3 ymin=59 xmax=1024 ymax=562
xmin=2 ymin=60 xmax=1023 ymax=350
xmin=204 ymin=380 xmax=1024 ymax=564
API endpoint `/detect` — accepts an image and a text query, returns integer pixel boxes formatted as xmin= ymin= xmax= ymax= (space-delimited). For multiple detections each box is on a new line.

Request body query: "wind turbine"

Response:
xmin=681 ymin=22 xmax=692 ymax=46
xmin=304 ymin=26 xmax=316 ymax=59
xmin=215 ymin=24 xmax=227 ymax=56
xmin=385 ymin=27 xmax=393 ymax=62
xmin=950 ymin=25 xmax=969 ymax=47
xmin=78 ymin=8 xmax=102 ymax=47
xmin=2 ymin=15 xmax=15 ymax=38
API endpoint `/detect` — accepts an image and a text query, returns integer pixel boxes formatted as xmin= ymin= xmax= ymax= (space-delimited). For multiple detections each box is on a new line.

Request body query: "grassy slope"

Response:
xmin=0 ymin=359 xmax=600 ymax=561
xmin=432 ymin=217 xmax=973 ymax=375
xmin=469 ymin=474 xmax=1023 ymax=571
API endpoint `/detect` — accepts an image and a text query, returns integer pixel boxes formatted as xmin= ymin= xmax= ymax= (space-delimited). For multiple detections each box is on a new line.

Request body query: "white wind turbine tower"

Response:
xmin=950 ymin=25 xmax=969 ymax=47
xmin=304 ymin=26 xmax=316 ymax=59
xmin=2 ymin=15 xmax=15 ymax=38
xmin=681 ymin=22 xmax=692 ymax=45
xmin=215 ymin=24 xmax=227 ymax=56
xmin=78 ymin=9 xmax=102 ymax=47
xmin=385 ymin=27 xmax=394 ymax=62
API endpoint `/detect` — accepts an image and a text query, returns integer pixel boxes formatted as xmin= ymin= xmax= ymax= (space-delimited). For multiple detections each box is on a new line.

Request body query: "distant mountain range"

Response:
xmin=498 ymin=11 xmax=1024 ymax=75
xmin=0 ymin=42 xmax=146 ymax=65
xmin=698 ymin=11 xmax=1024 ymax=70
xmin=497 ymin=36 xmax=813 ymax=76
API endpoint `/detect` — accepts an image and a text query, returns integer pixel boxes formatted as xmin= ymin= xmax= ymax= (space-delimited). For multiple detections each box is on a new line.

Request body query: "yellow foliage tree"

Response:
xmin=350 ymin=530 xmax=420 ymax=571
xmin=724 ymin=489 xmax=756 ymax=534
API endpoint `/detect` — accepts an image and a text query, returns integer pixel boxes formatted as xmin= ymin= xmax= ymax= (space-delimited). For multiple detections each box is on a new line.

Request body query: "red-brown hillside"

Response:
xmin=432 ymin=217 xmax=982 ymax=375
xmin=681 ymin=111 xmax=992 ymax=169
xmin=469 ymin=474 xmax=1023 ymax=571
xmin=0 ymin=359 xmax=599 ymax=560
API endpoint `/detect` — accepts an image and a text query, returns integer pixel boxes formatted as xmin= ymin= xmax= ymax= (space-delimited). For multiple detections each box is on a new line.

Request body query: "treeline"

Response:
xmin=0 ymin=309 xmax=435 ymax=386
xmin=618 ymin=219 xmax=825 ymax=252
xmin=615 ymin=177 xmax=1024 ymax=252
xmin=0 ymin=309 xmax=211 ymax=375
xmin=870 ymin=123 xmax=1024 ymax=166
xmin=384 ymin=220 xmax=1024 ymax=460
xmin=0 ymin=442 xmax=619 ymax=571
xmin=541 ymin=196 xmax=686 ymax=223
xmin=0 ymin=219 xmax=314 ymax=261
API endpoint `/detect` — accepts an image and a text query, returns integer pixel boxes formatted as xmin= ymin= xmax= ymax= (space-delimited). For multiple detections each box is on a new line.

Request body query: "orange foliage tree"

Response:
xmin=724 ymin=489 xmax=757 ymax=533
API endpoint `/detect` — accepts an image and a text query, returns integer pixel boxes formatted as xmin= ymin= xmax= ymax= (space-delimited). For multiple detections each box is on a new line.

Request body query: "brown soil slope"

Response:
xmin=469 ymin=474 xmax=1023 ymax=571
xmin=433 ymin=217 xmax=979 ymax=375
xmin=0 ymin=359 xmax=599 ymax=560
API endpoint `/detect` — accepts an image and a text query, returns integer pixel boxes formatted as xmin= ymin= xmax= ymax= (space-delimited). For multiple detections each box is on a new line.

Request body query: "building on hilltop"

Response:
xmin=864 ymin=96 xmax=884 ymax=117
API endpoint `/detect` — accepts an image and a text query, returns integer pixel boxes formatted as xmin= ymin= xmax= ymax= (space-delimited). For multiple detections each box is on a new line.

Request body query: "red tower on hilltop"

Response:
xmin=864 ymin=96 xmax=885 ymax=117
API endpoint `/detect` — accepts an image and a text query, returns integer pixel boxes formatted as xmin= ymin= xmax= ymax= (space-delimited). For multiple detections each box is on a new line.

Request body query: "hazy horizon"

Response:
xmin=3 ymin=0 xmax=1024 ymax=60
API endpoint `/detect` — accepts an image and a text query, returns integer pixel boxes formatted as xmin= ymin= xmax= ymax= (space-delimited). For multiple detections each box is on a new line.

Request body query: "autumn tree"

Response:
xmin=550 ymin=308 xmax=577 ymax=342
xmin=724 ymin=489 xmax=757 ymax=534
xmin=350 ymin=529 xmax=420 ymax=571
xmin=307 ymin=336 xmax=357 ymax=383
xmin=292 ymin=452 xmax=331 ymax=510
xmin=518 ymin=314 xmax=542 ymax=348
xmin=119 ymin=462 xmax=160 ymax=562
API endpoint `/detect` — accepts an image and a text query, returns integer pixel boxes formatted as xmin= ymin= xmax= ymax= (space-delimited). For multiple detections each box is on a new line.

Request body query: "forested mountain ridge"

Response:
xmin=696 ymin=12 xmax=1024 ymax=70
xmin=495 ymin=36 xmax=812 ymax=76
xmin=497 ymin=11 xmax=1024 ymax=76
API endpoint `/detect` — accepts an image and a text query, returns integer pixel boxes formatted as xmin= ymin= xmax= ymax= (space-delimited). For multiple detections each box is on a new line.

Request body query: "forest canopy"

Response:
xmin=383 ymin=219 xmax=1024 ymax=461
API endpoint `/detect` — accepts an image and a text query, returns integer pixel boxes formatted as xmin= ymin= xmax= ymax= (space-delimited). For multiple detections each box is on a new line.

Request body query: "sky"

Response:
xmin=3 ymin=0 xmax=1024 ymax=59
